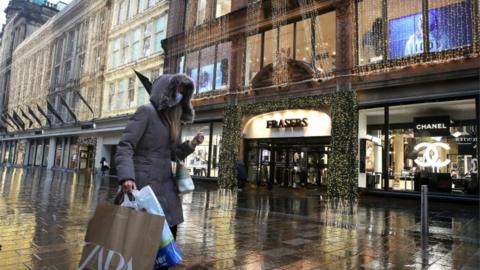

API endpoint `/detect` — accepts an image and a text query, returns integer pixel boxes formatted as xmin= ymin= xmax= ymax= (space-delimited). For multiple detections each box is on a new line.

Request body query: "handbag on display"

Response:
xmin=175 ymin=161 xmax=195 ymax=194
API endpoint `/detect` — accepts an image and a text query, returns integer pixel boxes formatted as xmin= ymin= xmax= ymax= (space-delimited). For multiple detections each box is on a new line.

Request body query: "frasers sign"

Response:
xmin=266 ymin=118 xmax=308 ymax=128
xmin=414 ymin=116 xmax=450 ymax=136
xmin=243 ymin=110 xmax=331 ymax=139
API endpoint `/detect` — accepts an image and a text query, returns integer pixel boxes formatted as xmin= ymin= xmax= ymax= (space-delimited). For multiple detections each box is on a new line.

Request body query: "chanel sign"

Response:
xmin=414 ymin=116 xmax=450 ymax=136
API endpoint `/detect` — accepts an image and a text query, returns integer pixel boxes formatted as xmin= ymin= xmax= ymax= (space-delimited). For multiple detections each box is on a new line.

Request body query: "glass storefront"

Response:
xmin=359 ymin=99 xmax=479 ymax=195
xmin=180 ymin=122 xmax=223 ymax=178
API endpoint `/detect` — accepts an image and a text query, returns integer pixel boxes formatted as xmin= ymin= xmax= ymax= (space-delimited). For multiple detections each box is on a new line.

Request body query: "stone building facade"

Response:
xmin=162 ymin=0 xmax=479 ymax=201
xmin=0 ymin=0 xmax=58 ymax=129
xmin=1 ymin=0 xmax=111 ymax=170
xmin=0 ymin=0 xmax=172 ymax=173
xmin=95 ymin=0 xmax=169 ymax=173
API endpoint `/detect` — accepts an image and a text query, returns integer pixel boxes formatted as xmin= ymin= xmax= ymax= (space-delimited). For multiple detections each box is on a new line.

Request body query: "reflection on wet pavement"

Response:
xmin=0 ymin=167 xmax=478 ymax=269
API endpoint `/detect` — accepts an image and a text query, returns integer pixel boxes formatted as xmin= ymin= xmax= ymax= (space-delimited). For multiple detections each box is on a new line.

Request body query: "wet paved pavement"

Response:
xmin=0 ymin=167 xmax=479 ymax=270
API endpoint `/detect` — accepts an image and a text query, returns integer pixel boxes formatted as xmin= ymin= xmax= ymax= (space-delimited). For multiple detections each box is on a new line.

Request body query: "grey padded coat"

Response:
xmin=115 ymin=74 xmax=195 ymax=226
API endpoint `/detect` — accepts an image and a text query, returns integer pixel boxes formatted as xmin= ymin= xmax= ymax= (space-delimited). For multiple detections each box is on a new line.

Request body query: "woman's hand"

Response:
xmin=122 ymin=180 xmax=136 ymax=192
xmin=191 ymin=131 xmax=205 ymax=147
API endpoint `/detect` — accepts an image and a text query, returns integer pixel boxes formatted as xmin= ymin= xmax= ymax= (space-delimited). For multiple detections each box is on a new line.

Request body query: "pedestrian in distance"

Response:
xmin=100 ymin=157 xmax=109 ymax=176
xmin=115 ymin=73 xmax=204 ymax=270
xmin=236 ymin=160 xmax=247 ymax=191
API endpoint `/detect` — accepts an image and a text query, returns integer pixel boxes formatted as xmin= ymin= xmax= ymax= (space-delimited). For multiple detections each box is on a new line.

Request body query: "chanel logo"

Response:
xmin=414 ymin=142 xmax=451 ymax=168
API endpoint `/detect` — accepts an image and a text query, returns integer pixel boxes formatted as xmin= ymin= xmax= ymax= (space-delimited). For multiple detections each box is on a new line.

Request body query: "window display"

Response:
xmin=216 ymin=42 xmax=231 ymax=89
xmin=181 ymin=124 xmax=210 ymax=177
xmin=245 ymin=34 xmax=261 ymax=85
xmin=295 ymin=19 xmax=312 ymax=63
xmin=181 ymin=42 xmax=231 ymax=93
xmin=314 ymin=11 xmax=336 ymax=74
xmin=180 ymin=122 xmax=223 ymax=178
xmin=359 ymin=99 xmax=478 ymax=195
xmin=198 ymin=46 xmax=215 ymax=93
xmin=185 ymin=51 xmax=199 ymax=88
xmin=357 ymin=0 xmax=474 ymax=64
xmin=244 ymin=13 xmax=336 ymax=85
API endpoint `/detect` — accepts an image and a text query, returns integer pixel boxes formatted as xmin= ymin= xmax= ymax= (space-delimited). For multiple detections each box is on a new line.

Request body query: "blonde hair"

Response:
xmin=162 ymin=104 xmax=183 ymax=144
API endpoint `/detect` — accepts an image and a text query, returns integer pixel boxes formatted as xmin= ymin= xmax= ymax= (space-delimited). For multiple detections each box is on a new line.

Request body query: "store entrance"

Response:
xmin=245 ymin=137 xmax=330 ymax=189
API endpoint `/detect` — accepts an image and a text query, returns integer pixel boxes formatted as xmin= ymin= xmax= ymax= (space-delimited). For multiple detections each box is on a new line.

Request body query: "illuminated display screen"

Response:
xmin=388 ymin=1 xmax=472 ymax=59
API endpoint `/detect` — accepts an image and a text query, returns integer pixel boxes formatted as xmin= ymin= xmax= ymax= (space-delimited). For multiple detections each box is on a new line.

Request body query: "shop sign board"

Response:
xmin=243 ymin=109 xmax=331 ymax=139
xmin=414 ymin=116 xmax=450 ymax=137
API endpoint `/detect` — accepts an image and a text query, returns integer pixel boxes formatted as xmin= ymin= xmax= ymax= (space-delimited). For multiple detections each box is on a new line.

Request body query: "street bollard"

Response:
xmin=421 ymin=185 xmax=428 ymax=235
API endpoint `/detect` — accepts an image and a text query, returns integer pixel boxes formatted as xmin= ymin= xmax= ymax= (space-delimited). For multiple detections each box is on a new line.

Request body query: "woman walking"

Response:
xmin=115 ymin=73 xmax=203 ymax=269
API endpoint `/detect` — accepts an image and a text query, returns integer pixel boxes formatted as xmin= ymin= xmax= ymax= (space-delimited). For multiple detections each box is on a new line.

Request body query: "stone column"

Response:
xmin=328 ymin=0 xmax=358 ymax=200
xmin=94 ymin=136 xmax=104 ymax=173
xmin=47 ymin=137 xmax=56 ymax=169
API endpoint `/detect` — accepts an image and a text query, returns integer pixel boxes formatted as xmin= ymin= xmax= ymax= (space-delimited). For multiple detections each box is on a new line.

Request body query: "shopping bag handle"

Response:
xmin=113 ymin=191 xmax=135 ymax=205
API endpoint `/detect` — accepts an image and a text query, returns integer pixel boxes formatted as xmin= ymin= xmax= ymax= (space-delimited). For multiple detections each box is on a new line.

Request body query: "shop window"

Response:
xmin=314 ymin=11 xmax=336 ymax=74
xmin=388 ymin=0 xmax=423 ymax=58
xmin=360 ymin=99 xmax=478 ymax=195
xmin=357 ymin=0 xmax=383 ymax=65
xmin=263 ymin=29 xmax=277 ymax=66
xmin=295 ymin=19 xmax=312 ymax=63
xmin=279 ymin=24 xmax=294 ymax=60
xmin=216 ymin=0 xmax=231 ymax=18
xmin=177 ymin=56 xmax=185 ymax=74
xmin=357 ymin=0 xmax=474 ymax=64
xmin=359 ymin=107 xmax=385 ymax=190
xmin=427 ymin=0 xmax=472 ymax=52
xmin=215 ymin=42 xmax=231 ymax=89
xmin=244 ymin=14 xmax=335 ymax=85
xmin=186 ymin=51 xmax=200 ymax=88
xmin=198 ymin=45 xmax=215 ymax=93
xmin=245 ymin=34 xmax=261 ymax=85
xmin=181 ymin=124 xmax=211 ymax=177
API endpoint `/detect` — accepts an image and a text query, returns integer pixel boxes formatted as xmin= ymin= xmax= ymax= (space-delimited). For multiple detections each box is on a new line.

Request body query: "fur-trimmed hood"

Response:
xmin=134 ymin=70 xmax=195 ymax=123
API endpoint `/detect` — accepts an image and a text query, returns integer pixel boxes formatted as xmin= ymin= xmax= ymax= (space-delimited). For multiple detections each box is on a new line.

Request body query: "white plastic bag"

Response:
xmin=120 ymin=186 xmax=182 ymax=268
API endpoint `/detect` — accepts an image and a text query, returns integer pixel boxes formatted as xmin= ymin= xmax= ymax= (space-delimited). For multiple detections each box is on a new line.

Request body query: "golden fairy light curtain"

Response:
xmin=357 ymin=0 xmax=475 ymax=72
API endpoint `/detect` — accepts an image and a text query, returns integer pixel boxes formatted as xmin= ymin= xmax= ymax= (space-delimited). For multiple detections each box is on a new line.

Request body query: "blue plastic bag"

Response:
xmin=121 ymin=186 xmax=182 ymax=268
